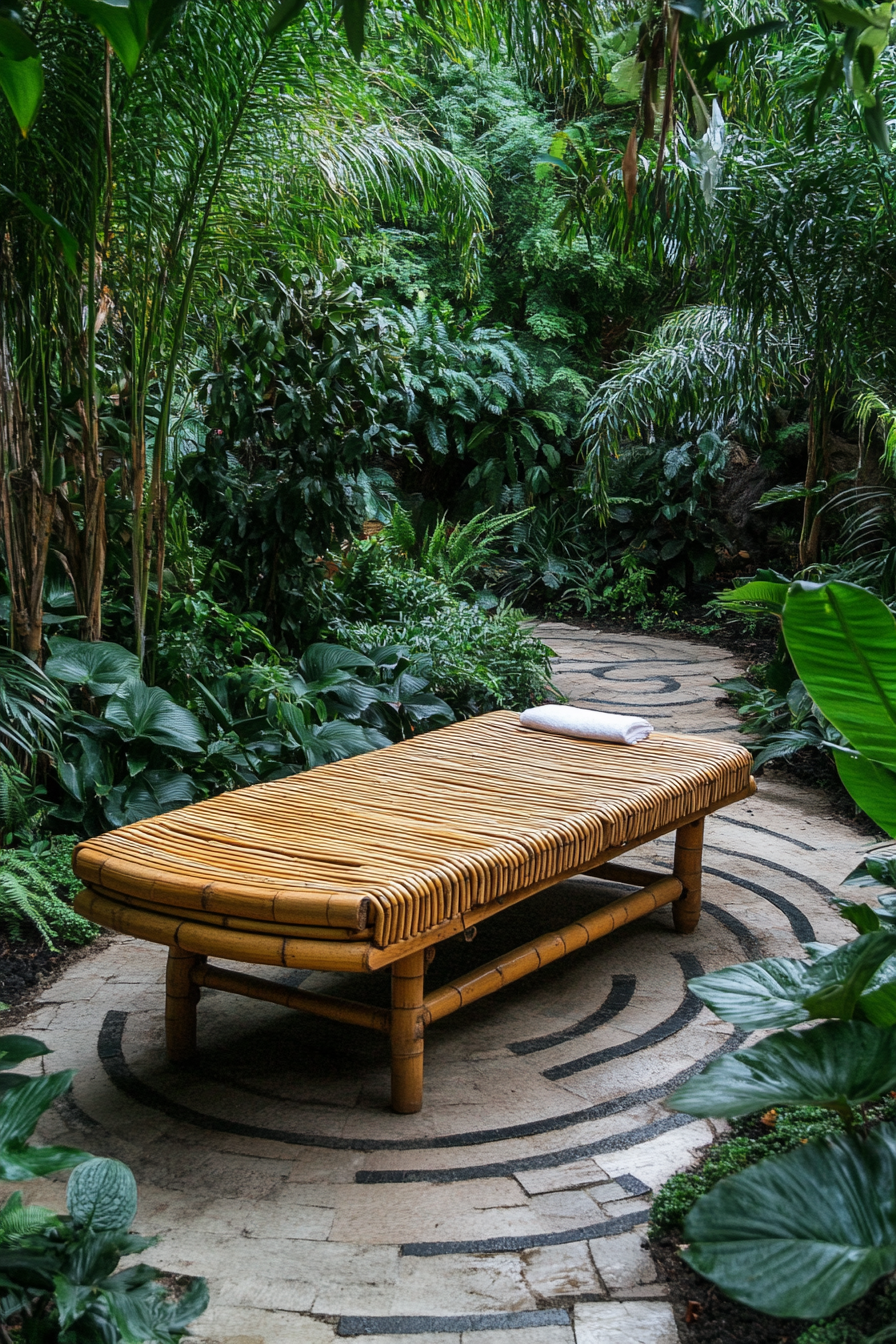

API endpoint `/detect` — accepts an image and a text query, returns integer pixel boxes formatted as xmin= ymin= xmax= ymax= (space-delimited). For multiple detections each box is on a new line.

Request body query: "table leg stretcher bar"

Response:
xmin=73 ymin=712 xmax=755 ymax=1113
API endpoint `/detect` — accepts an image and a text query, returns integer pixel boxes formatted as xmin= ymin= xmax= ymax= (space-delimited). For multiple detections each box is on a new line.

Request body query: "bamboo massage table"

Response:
xmin=73 ymin=711 xmax=755 ymax=1113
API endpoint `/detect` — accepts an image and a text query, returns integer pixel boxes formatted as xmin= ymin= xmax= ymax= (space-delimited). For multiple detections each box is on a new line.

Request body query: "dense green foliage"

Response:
xmin=652 ymin=580 xmax=896 ymax=1323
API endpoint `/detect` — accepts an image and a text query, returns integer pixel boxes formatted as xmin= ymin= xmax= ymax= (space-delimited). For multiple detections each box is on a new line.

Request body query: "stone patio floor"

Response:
xmin=13 ymin=623 xmax=872 ymax=1344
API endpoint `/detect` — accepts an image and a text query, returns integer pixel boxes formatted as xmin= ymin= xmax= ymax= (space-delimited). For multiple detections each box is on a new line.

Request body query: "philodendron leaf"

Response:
xmin=683 ymin=1122 xmax=896 ymax=1318
xmin=45 ymin=637 xmax=140 ymax=697
xmin=832 ymin=897 xmax=892 ymax=935
xmin=666 ymin=1020 xmax=896 ymax=1119
xmin=844 ymin=852 xmax=896 ymax=889
xmin=688 ymin=933 xmax=896 ymax=1029
xmin=782 ymin=581 xmax=896 ymax=775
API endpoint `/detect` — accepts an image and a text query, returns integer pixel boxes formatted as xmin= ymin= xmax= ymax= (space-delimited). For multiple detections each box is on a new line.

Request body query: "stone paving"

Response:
xmin=13 ymin=623 xmax=873 ymax=1344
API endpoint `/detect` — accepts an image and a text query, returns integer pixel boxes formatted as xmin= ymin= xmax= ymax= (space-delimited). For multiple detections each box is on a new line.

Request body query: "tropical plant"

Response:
xmin=0 ymin=0 xmax=489 ymax=667
xmin=0 ymin=1034 xmax=208 ymax=1343
xmin=0 ymin=649 xmax=68 ymax=772
xmin=659 ymin=577 xmax=896 ymax=1319
xmin=717 ymin=675 xmax=843 ymax=768
xmin=719 ymin=577 xmax=896 ymax=831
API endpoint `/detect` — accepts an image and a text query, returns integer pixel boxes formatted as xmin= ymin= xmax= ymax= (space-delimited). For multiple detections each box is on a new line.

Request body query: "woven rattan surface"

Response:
xmin=74 ymin=711 xmax=752 ymax=949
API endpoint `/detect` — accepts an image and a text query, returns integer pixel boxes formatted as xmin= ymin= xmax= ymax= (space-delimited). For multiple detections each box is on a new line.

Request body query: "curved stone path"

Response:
xmin=18 ymin=624 xmax=872 ymax=1344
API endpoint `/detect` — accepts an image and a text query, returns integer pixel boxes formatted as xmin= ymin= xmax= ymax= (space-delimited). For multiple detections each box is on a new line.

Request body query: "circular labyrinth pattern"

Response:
xmin=33 ymin=626 xmax=870 ymax=1344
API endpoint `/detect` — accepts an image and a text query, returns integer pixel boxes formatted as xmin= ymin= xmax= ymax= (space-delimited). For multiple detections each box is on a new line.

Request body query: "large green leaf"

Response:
xmin=782 ymin=582 xmax=896 ymax=774
xmin=104 ymin=683 xmax=205 ymax=752
xmin=0 ymin=54 xmax=43 ymax=135
xmin=0 ymin=1036 xmax=51 ymax=1071
xmin=835 ymin=752 xmax=896 ymax=838
xmin=666 ymin=1020 xmax=896 ymax=1119
xmin=62 ymin=0 xmax=151 ymax=75
xmin=103 ymin=769 xmax=198 ymax=828
xmin=0 ymin=1142 xmax=93 ymax=1181
xmin=688 ymin=933 xmax=896 ymax=1029
xmin=0 ymin=1072 xmax=76 ymax=1148
xmin=45 ymin=638 xmax=140 ymax=697
xmin=299 ymin=644 xmax=375 ymax=679
xmin=683 ymin=1123 xmax=896 ymax=1318
xmin=716 ymin=579 xmax=789 ymax=616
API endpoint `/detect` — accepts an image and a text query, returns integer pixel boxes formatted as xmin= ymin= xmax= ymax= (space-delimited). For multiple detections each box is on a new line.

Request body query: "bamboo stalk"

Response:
xmin=191 ymin=962 xmax=390 ymax=1033
xmin=422 ymin=875 xmax=683 ymax=1024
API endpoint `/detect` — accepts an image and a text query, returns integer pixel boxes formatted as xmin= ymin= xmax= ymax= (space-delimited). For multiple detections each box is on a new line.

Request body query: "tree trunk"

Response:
xmin=0 ymin=311 xmax=54 ymax=664
xmin=798 ymin=403 xmax=828 ymax=569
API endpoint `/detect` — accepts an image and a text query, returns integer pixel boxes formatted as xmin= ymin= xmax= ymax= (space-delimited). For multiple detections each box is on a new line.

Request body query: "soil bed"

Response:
xmin=0 ymin=932 xmax=112 ymax=1026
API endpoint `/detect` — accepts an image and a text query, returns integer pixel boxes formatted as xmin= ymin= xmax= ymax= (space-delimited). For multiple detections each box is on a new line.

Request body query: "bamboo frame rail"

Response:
xmin=191 ymin=961 xmax=392 ymax=1034
xmin=73 ymin=711 xmax=755 ymax=1114
xmin=422 ymin=875 xmax=682 ymax=1024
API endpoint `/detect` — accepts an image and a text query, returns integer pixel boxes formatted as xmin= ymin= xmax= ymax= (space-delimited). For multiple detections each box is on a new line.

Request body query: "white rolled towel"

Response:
xmin=519 ymin=703 xmax=654 ymax=746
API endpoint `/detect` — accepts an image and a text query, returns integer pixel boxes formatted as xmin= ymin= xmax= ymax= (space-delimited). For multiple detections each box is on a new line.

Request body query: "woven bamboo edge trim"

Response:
xmin=73 ymin=890 xmax=372 ymax=973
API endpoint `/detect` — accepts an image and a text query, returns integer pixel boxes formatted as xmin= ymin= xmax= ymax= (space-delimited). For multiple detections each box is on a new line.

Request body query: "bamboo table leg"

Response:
xmin=391 ymin=950 xmax=425 ymax=1113
xmin=165 ymin=947 xmax=205 ymax=1062
xmin=672 ymin=816 xmax=704 ymax=934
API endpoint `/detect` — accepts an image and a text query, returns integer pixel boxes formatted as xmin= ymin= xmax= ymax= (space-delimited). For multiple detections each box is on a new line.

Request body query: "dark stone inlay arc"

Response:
xmin=401 ymin=1208 xmax=648 ymax=1257
xmin=652 ymin=847 xmax=818 ymax=944
xmin=507 ymin=975 xmax=636 ymax=1055
xmin=353 ymin=1064 xmax=741 ymax=1184
xmin=354 ymin=904 xmax=758 ymax=1183
xmin=714 ymin=816 xmax=817 ymax=852
xmin=542 ymin=952 xmax=703 ymax=1081
xmin=337 ymin=1310 xmax=571 ymax=1335
xmin=97 ymin=1010 xmax=744 ymax=1152
xmin=586 ymin=668 xmax=682 ymax=693
xmin=704 ymin=847 xmax=834 ymax=900
xmin=703 ymin=867 xmax=815 ymax=944
xmin=575 ymin=696 xmax=707 ymax=709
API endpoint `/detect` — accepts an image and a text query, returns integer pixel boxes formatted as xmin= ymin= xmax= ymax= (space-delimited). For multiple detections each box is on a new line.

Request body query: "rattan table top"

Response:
xmin=73 ymin=711 xmax=752 ymax=948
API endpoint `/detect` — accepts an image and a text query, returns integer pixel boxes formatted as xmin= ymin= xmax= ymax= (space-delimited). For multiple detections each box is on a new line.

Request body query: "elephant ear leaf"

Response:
xmin=683 ymin=1123 xmax=896 ymax=1319
xmin=687 ymin=933 xmax=896 ymax=1028
xmin=666 ymin=1019 xmax=896 ymax=1119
